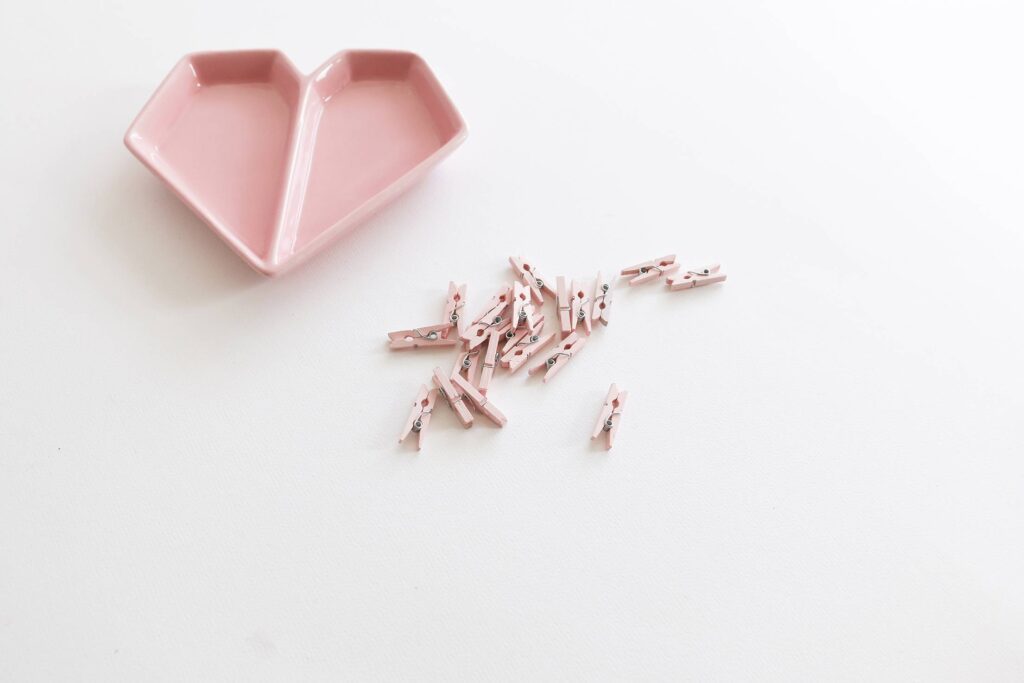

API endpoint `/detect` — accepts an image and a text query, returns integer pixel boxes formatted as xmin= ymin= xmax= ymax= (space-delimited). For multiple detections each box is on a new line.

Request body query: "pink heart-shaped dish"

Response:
xmin=125 ymin=50 xmax=466 ymax=276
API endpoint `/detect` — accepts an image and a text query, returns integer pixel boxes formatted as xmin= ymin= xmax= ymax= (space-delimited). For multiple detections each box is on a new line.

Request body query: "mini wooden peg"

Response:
xmin=621 ymin=254 xmax=680 ymax=286
xmin=444 ymin=281 xmax=468 ymax=336
xmin=502 ymin=330 xmax=556 ymax=373
xmin=591 ymin=272 xmax=613 ymax=326
xmin=477 ymin=319 xmax=508 ymax=394
xmin=452 ymin=346 xmax=483 ymax=387
xmin=591 ymin=383 xmax=627 ymax=450
xmin=557 ymin=275 xmax=572 ymax=336
xmin=388 ymin=322 xmax=460 ymax=350
xmin=501 ymin=314 xmax=546 ymax=354
xmin=528 ymin=331 xmax=588 ymax=382
xmin=510 ymin=256 xmax=555 ymax=303
xmin=570 ymin=278 xmax=593 ymax=335
xmin=462 ymin=284 xmax=511 ymax=350
xmin=666 ymin=263 xmax=727 ymax=291
xmin=450 ymin=373 xmax=508 ymax=427
xmin=399 ymin=385 xmax=438 ymax=450
xmin=512 ymin=281 xmax=539 ymax=332
xmin=432 ymin=367 xmax=474 ymax=428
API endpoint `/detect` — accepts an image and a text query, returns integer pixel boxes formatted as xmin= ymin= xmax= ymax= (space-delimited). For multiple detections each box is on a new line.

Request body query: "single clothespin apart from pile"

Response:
xmin=592 ymin=383 xmax=627 ymax=450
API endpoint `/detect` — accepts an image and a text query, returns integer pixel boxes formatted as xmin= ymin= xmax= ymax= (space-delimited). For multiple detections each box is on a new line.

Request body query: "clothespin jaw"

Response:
xmin=502 ymin=330 xmax=556 ymax=373
xmin=477 ymin=319 xmax=507 ymax=395
xmin=557 ymin=275 xmax=572 ymax=336
xmin=399 ymin=384 xmax=438 ymax=450
xmin=592 ymin=272 xmax=613 ymax=326
xmin=571 ymin=278 xmax=593 ymax=335
xmin=528 ymin=331 xmax=588 ymax=382
xmin=462 ymin=285 xmax=511 ymax=350
xmin=388 ymin=322 xmax=460 ymax=350
xmin=591 ymin=384 xmax=627 ymax=450
xmin=450 ymin=373 xmax=507 ymax=427
xmin=621 ymin=254 xmax=680 ymax=286
xmin=509 ymin=256 xmax=554 ymax=303
xmin=667 ymin=264 xmax=726 ymax=291
xmin=444 ymin=281 xmax=468 ymax=336
xmin=432 ymin=367 xmax=474 ymax=428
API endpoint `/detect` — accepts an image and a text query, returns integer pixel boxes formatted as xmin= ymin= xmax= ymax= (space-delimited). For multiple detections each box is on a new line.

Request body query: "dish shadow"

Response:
xmin=98 ymin=154 xmax=266 ymax=308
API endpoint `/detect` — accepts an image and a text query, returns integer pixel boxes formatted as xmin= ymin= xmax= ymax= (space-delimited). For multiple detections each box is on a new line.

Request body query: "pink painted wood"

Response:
xmin=387 ymin=322 xmax=460 ymax=350
xmin=450 ymin=374 xmax=507 ymax=427
xmin=591 ymin=383 xmax=628 ymax=450
xmin=621 ymin=254 xmax=680 ymax=286
xmin=528 ymin=332 xmax=588 ymax=382
xmin=399 ymin=384 xmax=438 ymax=450
xmin=666 ymin=264 xmax=727 ymax=291
xmin=592 ymin=272 xmax=613 ymax=326
xmin=431 ymin=367 xmax=473 ymax=428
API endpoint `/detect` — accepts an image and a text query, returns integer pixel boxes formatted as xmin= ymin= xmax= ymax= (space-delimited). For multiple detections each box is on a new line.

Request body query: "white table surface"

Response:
xmin=2 ymin=1 xmax=1023 ymax=680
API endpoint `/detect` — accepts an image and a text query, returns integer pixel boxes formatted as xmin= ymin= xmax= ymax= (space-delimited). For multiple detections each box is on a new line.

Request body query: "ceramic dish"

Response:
xmin=125 ymin=50 xmax=466 ymax=276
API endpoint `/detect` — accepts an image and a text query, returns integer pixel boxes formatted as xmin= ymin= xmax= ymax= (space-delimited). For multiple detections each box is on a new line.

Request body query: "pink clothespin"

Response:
xmin=666 ymin=264 xmax=727 ymax=291
xmin=462 ymin=285 xmax=511 ymax=349
xmin=528 ymin=331 xmax=588 ymax=382
xmin=509 ymin=256 xmax=554 ymax=303
xmin=388 ymin=322 xmax=460 ymax=350
xmin=452 ymin=346 xmax=483 ymax=387
xmin=502 ymin=330 xmax=556 ymax=373
xmin=512 ymin=281 xmax=539 ymax=332
xmin=432 ymin=367 xmax=473 ymax=428
xmin=557 ymin=276 xmax=573 ymax=336
xmin=501 ymin=314 xmax=546 ymax=354
xmin=444 ymin=281 xmax=467 ymax=336
xmin=591 ymin=383 xmax=627 ymax=450
xmin=571 ymin=278 xmax=593 ymax=335
xmin=592 ymin=272 xmax=613 ymax=326
xmin=478 ymin=318 xmax=510 ymax=394
xmin=388 ymin=281 xmax=467 ymax=349
xmin=399 ymin=385 xmax=438 ymax=450
xmin=450 ymin=373 xmax=508 ymax=427
xmin=621 ymin=254 xmax=680 ymax=286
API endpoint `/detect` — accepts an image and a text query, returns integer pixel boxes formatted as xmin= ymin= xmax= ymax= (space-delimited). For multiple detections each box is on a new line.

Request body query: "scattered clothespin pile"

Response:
xmin=394 ymin=254 xmax=726 ymax=450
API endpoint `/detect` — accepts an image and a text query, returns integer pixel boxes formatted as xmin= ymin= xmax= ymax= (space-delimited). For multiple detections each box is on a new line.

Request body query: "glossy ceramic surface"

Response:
xmin=125 ymin=50 xmax=466 ymax=275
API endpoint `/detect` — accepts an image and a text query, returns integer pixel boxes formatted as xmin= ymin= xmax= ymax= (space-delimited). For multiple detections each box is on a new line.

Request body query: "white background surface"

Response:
xmin=2 ymin=0 xmax=1023 ymax=680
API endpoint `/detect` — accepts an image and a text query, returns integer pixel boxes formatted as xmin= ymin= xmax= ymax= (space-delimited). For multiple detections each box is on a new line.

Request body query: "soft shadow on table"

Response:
xmin=97 ymin=154 xmax=265 ymax=307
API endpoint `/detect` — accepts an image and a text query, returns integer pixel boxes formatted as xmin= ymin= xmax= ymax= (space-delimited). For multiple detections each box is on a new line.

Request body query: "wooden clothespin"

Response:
xmin=591 ymin=272 xmax=613 ymax=326
xmin=502 ymin=330 xmax=556 ymax=373
xmin=444 ymin=281 xmax=467 ymax=336
xmin=432 ymin=367 xmax=473 ymax=428
xmin=452 ymin=346 xmax=483 ymax=387
xmin=478 ymin=318 xmax=510 ymax=394
xmin=666 ymin=264 xmax=727 ymax=291
xmin=509 ymin=256 xmax=555 ymax=303
xmin=388 ymin=322 xmax=460 ymax=350
xmin=388 ymin=281 xmax=468 ymax=349
xmin=528 ymin=331 xmax=587 ymax=382
xmin=462 ymin=284 xmax=511 ymax=349
xmin=450 ymin=373 xmax=508 ymax=427
xmin=621 ymin=254 xmax=680 ymax=286
xmin=501 ymin=314 xmax=545 ymax=353
xmin=399 ymin=385 xmax=438 ymax=450
xmin=557 ymin=276 xmax=573 ymax=336
xmin=591 ymin=384 xmax=627 ymax=449
xmin=512 ymin=281 xmax=539 ymax=332
xmin=570 ymin=278 xmax=593 ymax=335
